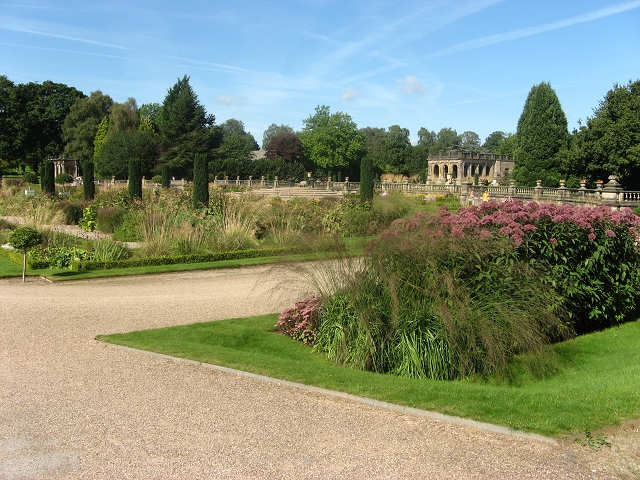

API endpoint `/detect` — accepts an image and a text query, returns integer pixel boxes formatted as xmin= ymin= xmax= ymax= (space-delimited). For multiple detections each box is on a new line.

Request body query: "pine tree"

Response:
xmin=83 ymin=160 xmax=95 ymax=200
xmin=514 ymin=82 xmax=569 ymax=186
xmin=192 ymin=153 xmax=209 ymax=208
xmin=360 ymin=156 xmax=374 ymax=201
xmin=128 ymin=158 xmax=142 ymax=201
xmin=43 ymin=160 xmax=55 ymax=194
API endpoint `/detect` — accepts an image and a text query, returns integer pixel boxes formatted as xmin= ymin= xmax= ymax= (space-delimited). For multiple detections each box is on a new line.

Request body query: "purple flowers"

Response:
xmin=276 ymin=295 xmax=323 ymax=345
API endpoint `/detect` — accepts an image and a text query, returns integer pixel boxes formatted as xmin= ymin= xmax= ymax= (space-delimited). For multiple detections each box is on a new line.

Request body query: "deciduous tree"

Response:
xmin=62 ymin=90 xmax=113 ymax=162
xmin=299 ymin=105 xmax=365 ymax=175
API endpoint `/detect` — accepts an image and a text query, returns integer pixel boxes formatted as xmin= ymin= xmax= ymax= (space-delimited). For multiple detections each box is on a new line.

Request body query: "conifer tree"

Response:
xmin=514 ymin=82 xmax=569 ymax=186
xmin=360 ymin=156 xmax=374 ymax=201
xmin=192 ymin=153 xmax=209 ymax=208
xmin=42 ymin=160 xmax=55 ymax=194
xmin=83 ymin=160 xmax=95 ymax=200
xmin=128 ymin=158 xmax=142 ymax=201
xmin=161 ymin=164 xmax=171 ymax=189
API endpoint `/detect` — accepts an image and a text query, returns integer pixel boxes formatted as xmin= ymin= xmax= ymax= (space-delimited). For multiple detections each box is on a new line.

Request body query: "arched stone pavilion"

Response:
xmin=50 ymin=158 xmax=79 ymax=179
xmin=428 ymin=151 xmax=514 ymax=184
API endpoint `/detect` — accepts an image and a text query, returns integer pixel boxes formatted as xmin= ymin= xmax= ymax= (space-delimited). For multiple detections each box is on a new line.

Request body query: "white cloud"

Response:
xmin=397 ymin=76 xmax=426 ymax=95
xmin=214 ymin=94 xmax=247 ymax=106
xmin=340 ymin=86 xmax=359 ymax=101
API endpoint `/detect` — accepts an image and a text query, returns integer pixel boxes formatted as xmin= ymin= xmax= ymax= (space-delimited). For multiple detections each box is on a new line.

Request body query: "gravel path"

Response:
xmin=0 ymin=268 xmax=629 ymax=479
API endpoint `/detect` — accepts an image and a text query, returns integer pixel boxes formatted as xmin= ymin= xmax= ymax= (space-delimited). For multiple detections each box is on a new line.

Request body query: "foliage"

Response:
xmin=276 ymin=295 xmax=322 ymax=345
xmin=515 ymin=82 xmax=569 ymax=186
xmin=262 ymin=123 xmax=295 ymax=150
xmin=109 ymin=98 xmax=140 ymax=134
xmin=22 ymin=171 xmax=38 ymax=185
xmin=95 ymin=130 xmax=158 ymax=179
xmin=42 ymin=160 xmax=55 ymax=194
xmin=92 ymin=116 xmax=110 ymax=161
xmin=83 ymin=160 xmax=95 ymax=200
xmin=459 ymin=131 xmax=481 ymax=152
xmin=128 ymin=158 xmax=143 ymax=201
xmin=79 ymin=205 xmax=97 ymax=232
xmin=9 ymin=226 xmax=43 ymax=250
xmin=55 ymin=173 xmax=73 ymax=185
xmin=264 ymin=133 xmax=306 ymax=165
xmin=159 ymin=75 xmax=219 ymax=178
xmin=482 ymin=131 xmax=506 ymax=152
xmin=359 ymin=156 xmax=374 ymax=201
xmin=566 ymin=79 xmax=640 ymax=190
xmin=299 ymin=105 xmax=365 ymax=174
xmin=55 ymin=201 xmax=84 ymax=224
xmin=161 ymin=164 xmax=171 ymax=188
xmin=304 ymin=201 xmax=640 ymax=379
xmin=62 ymin=90 xmax=113 ymax=162
xmin=192 ymin=153 xmax=209 ymax=208
xmin=96 ymin=206 xmax=126 ymax=233
xmin=218 ymin=123 xmax=258 ymax=164
xmin=430 ymin=127 xmax=460 ymax=155
xmin=0 ymin=77 xmax=84 ymax=172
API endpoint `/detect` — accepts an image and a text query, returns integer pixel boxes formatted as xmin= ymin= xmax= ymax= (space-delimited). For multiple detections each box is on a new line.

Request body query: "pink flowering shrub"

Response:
xmin=372 ymin=201 xmax=640 ymax=332
xmin=276 ymin=295 xmax=323 ymax=345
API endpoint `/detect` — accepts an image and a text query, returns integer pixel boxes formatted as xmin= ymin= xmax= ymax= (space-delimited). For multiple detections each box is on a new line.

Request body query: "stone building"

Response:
xmin=50 ymin=158 xmax=79 ymax=179
xmin=428 ymin=151 xmax=514 ymax=184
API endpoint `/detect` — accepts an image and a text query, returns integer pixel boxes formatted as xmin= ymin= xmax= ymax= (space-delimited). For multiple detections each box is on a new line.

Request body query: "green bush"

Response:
xmin=83 ymin=160 xmax=95 ymax=201
xmin=79 ymin=205 xmax=97 ymax=232
xmin=55 ymin=173 xmax=74 ymax=185
xmin=22 ymin=172 xmax=38 ymax=185
xmin=55 ymin=201 xmax=84 ymax=225
xmin=96 ymin=206 xmax=126 ymax=233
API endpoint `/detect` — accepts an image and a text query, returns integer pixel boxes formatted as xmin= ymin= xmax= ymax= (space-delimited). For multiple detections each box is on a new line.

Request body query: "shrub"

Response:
xmin=42 ymin=161 xmax=55 ymax=194
xmin=79 ymin=205 xmax=98 ymax=232
xmin=91 ymin=239 xmax=130 ymax=262
xmin=55 ymin=173 xmax=74 ymax=185
xmin=275 ymin=296 xmax=322 ymax=345
xmin=96 ymin=206 xmax=126 ymax=233
xmin=161 ymin=164 xmax=171 ymax=189
xmin=22 ymin=172 xmax=38 ymax=185
xmin=9 ymin=226 xmax=43 ymax=281
xmin=151 ymin=175 xmax=163 ymax=184
xmin=55 ymin=201 xmax=84 ymax=225
xmin=192 ymin=153 xmax=209 ymax=208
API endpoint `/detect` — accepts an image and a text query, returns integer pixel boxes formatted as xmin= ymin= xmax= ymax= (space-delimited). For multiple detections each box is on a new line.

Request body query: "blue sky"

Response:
xmin=1 ymin=0 xmax=639 ymax=145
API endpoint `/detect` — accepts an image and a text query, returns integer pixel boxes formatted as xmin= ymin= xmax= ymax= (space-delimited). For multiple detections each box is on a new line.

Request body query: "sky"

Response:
xmin=1 ymin=0 xmax=639 ymax=145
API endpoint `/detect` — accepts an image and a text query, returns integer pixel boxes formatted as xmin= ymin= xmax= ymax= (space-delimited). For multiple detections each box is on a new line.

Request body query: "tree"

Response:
xmin=360 ymin=156 xmax=374 ymax=201
xmin=218 ymin=119 xmax=259 ymax=164
xmin=384 ymin=125 xmax=411 ymax=173
xmin=482 ymin=131 xmax=506 ymax=152
xmin=262 ymin=123 xmax=294 ymax=149
xmin=0 ymin=78 xmax=84 ymax=172
xmin=128 ymin=158 xmax=142 ymax=201
xmin=568 ymin=79 xmax=640 ymax=189
xmin=495 ymin=133 xmax=517 ymax=157
xmin=430 ymin=128 xmax=460 ymax=155
xmin=459 ymin=131 xmax=481 ymax=152
xmin=161 ymin=164 xmax=170 ymax=188
xmin=192 ymin=153 xmax=209 ymax=208
xmin=83 ymin=160 xmax=95 ymax=200
xmin=42 ymin=160 xmax=55 ymax=194
xmin=514 ymin=82 xmax=569 ymax=186
xmin=92 ymin=116 xmax=110 ymax=161
xmin=109 ymin=98 xmax=139 ymax=134
xmin=299 ymin=105 xmax=365 ymax=175
xmin=159 ymin=75 xmax=219 ymax=178
xmin=62 ymin=91 xmax=113 ymax=162
xmin=95 ymin=131 xmax=158 ymax=179
xmin=264 ymin=133 xmax=306 ymax=164
xmin=361 ymin=127 xmax=388 ymax=173
xmin=417 ymin=127 xmax=436 ymax=150
xmin=9 ymin=227 xmax=42 ymax=282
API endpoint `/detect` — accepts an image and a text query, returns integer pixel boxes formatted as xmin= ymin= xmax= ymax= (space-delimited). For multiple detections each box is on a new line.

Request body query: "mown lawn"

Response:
xmin=98 ymin=314 xmax=640 ymax=438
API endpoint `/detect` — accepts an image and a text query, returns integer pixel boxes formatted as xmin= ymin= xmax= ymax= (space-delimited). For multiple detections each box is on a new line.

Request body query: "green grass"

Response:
xmin=98 ymin=314 xmax=640 ymax=438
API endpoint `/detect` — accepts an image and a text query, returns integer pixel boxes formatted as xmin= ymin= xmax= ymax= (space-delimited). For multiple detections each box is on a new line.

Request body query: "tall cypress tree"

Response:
xmin=128 ymin=158 xmax=142 ymax=201
xmin=360 ymin=156 xmax=374 ymax=201
xmin=192 ymin=153 xmax=209 ymax=208
xmin=161 ymin=164 xmax=171 ymax=189
xmin=83 ymin=160 xmax=95 ymax=200
xmin=514 ymin=82 xmax=569 ymax=186
xmin=43 ymin=160 xmax=55 ymax=194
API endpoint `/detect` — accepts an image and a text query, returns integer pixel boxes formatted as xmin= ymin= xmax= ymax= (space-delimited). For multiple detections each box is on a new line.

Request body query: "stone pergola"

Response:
xmin=50 ymin=158 xmax=79 ymax=179
xmin=428 ymin=151 xmax=514 ymax=184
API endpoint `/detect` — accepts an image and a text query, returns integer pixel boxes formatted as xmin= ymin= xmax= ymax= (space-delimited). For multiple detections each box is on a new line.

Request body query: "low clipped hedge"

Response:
xmin=70 ymin=246 xmax=301 ymax=271
xmin=0 ymin=246 xmax=51 ymax=269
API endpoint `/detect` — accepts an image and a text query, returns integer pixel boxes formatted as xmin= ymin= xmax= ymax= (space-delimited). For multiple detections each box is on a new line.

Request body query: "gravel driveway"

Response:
xmin=0 ymin=267 xmax=631 ymax=479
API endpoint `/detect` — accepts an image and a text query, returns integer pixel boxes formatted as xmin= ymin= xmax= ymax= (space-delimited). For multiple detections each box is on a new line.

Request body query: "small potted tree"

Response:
xmin=55 ymin=173 xmax=74 ymax=198
xmin=9 ymin=227 xmax=43 ymax=282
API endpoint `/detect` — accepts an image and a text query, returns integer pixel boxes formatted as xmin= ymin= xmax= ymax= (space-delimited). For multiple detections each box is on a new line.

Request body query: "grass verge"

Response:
xmin=97 ymin=314 xmax=640 ymax=438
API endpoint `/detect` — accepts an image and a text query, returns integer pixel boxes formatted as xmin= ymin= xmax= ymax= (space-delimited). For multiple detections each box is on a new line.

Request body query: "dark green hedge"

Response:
xmin=70 ymin=247 xmax=300 ymax=271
